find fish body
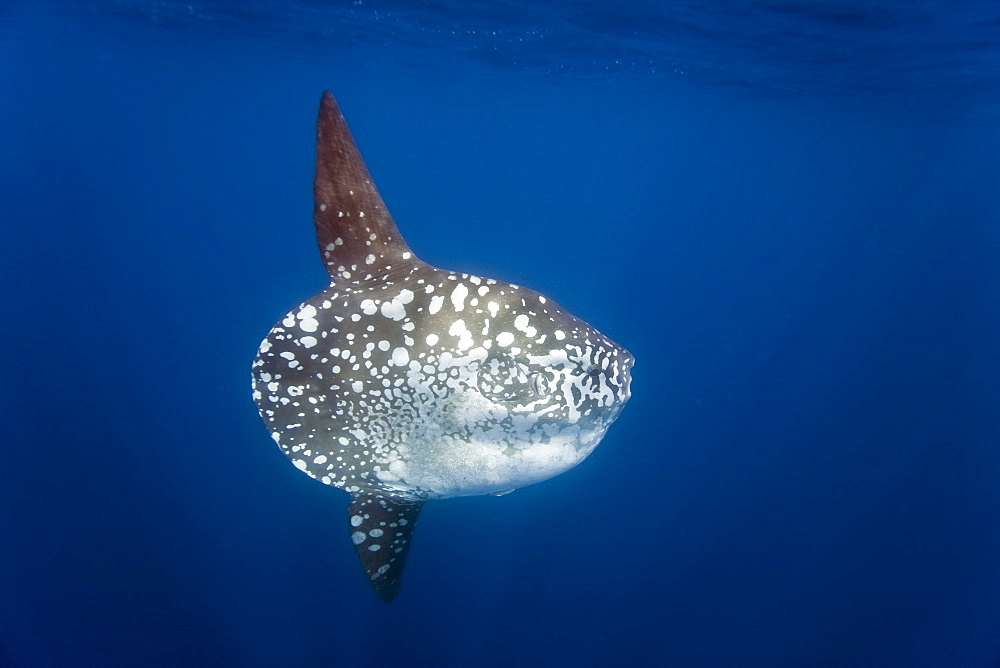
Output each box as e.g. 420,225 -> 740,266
252,93 -> 633,600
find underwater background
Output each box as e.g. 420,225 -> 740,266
2,1 -> 999,666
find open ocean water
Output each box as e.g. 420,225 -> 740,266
2,1 -> 1000,666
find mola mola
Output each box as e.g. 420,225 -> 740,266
252,92 -> 633,601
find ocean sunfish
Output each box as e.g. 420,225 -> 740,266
252,92 -> 633,601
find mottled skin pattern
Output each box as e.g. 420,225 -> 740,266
252,92 -> 633,601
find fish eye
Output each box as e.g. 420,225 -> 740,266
476,352 -> 548,402
529,371 -> 549,397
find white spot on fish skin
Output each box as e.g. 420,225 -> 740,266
396,289 -> 414,304
426,333 -> 439,346
334,237 -> 344,246
428,294 -> 444,315
352,531 -> 366,545
554,330 -> 566,340
351,380 -> 364,393
319,203 -> 327,211
378,340 -> 391,351
297,304 -> 319,332
451,283 -> 469,311
513,313 -> 537,337
391,347 -> 410,366
365,254 -> 376,265
368,544 -> 381,552
301,336 -> 318,348
314,455 -> 328,464
487,301 -> 499,318
496,331 -> 515,347
380,298 -> 407,321
350,515 -> 363,527
449,319 -> 474,351
360,299 -> 378,315
369,528 -> 384,538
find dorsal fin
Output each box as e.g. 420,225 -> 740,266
348,493 -> 423,602
313,91 -> 416,282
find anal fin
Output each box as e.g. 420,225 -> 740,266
347,493 -> 423,602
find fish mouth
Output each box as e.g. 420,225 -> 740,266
618,348 -> 635,398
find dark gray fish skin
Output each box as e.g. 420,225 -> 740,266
251,92 -> 633,601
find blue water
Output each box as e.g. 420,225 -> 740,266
2,2 -> 999,666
